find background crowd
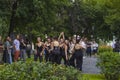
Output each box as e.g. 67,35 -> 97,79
0,32 -> 120,71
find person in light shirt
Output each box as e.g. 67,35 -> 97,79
13,35 -> 20,62
92,41 -> 98,55
80,37 -> 87,58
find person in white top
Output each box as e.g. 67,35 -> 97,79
80,37 -> 87,58
13,35 -> 20,62
92,41 -> 98,55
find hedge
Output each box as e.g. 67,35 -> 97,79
0,61 -> 83,80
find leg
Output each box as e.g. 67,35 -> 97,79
0,52 -> 3,63
9,52 -> 12,64
27,50 -> 31,58
57,54 -> 61,64
20,50 -> 23,60
69,54 -> 75,67
45,53 -> 49,62
62,54 -> 67,65
34,54 -> 38,61
14,51 -> 20,62
76,54 -> 83,71
23,49 -> 26,61
39,55 -> 43,62
8,50 -> 12,64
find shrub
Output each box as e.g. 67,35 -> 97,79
0,61 -> 83,80
99,45 -> 113,53
97,52 -> 120,80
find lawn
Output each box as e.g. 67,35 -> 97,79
83,74 -> 105,80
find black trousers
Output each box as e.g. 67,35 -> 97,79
52,54 -> 61,64
34,54 -> 42,62
60,53 -> 68,65
45,53 -> 50,62
26,50 -> 31,58
69,53 -> 75,67
75,51 -> 83,71
69,51 -> 83,71
86,48 -> 91,57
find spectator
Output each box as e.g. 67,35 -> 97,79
114,39 -> 120,53
4,36 -> 12,64
13,35 -> 20,62
20,38 -> 26,61
92,41 -> 98,56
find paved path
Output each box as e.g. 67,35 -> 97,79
82,57 -> 100,74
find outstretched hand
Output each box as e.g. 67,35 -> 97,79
61,32 -> 64,35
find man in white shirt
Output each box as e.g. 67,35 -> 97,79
13,35 -> 20,62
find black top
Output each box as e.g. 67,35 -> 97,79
20,42 -> 26,49
37,46 -> 43,54
86,42 -> 91,48
60,47 -> 65,54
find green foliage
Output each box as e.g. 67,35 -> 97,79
83,74 -> 105,80
98,45 -> 113,54
0,18 -> 9,38
97,52 -> 120,80
0,0 -> 120,39
0,61 -> 83,80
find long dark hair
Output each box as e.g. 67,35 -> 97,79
76,39 -> 80,44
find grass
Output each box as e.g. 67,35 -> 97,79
83,74 -> 105,80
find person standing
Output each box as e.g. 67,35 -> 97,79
20,38 -> 26,61
74,39 -> 83,71
86,41 -> 92,57
26,39 -> 31,58
51,37 -> 61,64
92,41 -> 98,56
13,35 -> 20,62
0,36 -> 3,64
59,32 -> 68,65
34,37 -> 44,62
59,39 -> 68,65
69,39 -> 76,67
114,39 -> 120,53
44,38 -> 52,62
4,37 -> 13,64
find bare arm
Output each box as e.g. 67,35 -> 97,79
58,33 -> 62,41
65,45 -> 68,60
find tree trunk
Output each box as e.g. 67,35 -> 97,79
8,0 -> 18,36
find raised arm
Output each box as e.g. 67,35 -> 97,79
58,32 -> 65,41
65,45 -> 68,60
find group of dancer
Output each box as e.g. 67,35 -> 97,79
0,32 -> 98,71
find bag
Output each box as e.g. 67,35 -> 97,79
53,47 -> 60,55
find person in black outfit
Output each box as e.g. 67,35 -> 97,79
34,37 -> 44,62
26,39 -> 31,58
59,39 -> 68,65
86,41 -> 92,57
20,38 -> 26,61
44,38 -> 52,62
52,37 -> 61,64
73,39 -> 83,71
